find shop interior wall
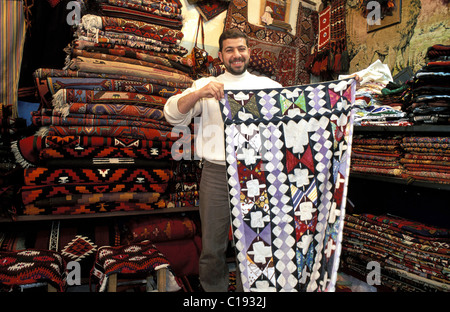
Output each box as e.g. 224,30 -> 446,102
346,0 -> 450,76
179,0 -> 319,59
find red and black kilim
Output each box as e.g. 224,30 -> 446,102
0,249 -> 66,291
24,199 -> 165,215
21,183 -> 169,205
23,168 -> 172,186
39,146 -> 172,161
91,240 -> 175,291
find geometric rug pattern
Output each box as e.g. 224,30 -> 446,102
219,79 -> 356,291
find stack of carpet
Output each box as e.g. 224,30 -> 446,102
11,0 -> 197,216
350,134 -> 404,178
405,45 -> 450,125
399,136 -> 450,184
120,213 -> 202,278
341,213 -> 450,292
340,60 -> 410,127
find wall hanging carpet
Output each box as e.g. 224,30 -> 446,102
219,79 -> 356,292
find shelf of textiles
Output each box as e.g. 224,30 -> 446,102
350,125 -> 450,188
1,0 -> 206,222
0,210 -> 202,289
340,212 -> 450,292
0,153 -> 201,221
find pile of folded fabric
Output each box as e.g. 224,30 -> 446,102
11,0 -> 197,216
120,213 -> 202,277
399,136 -> 450,184
405,44 -> 450,125
340,60 -> 410,126
341,213 -> 450,292
350,134 -> 404,178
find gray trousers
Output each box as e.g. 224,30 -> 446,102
198,160 -> 233,292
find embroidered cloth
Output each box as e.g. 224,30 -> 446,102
219,79 -> 356,291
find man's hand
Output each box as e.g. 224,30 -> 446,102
348,74 -> 362,88
198,81 -> 225,101
177,81 -> 225,114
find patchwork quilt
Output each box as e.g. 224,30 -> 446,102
219,79 -> 356,292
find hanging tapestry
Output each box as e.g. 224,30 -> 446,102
218,79 -> 356,292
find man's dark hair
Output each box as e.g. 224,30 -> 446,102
219,29 -> 249,52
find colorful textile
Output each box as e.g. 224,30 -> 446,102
0,249 -> 66,291
80,14 -> 184,45
100,3 -> 183,29
90,240 -> 180,292
317,6 -> 331,51
219,79 -> 356,291
71,48 -> 188,74
12,134 -> 176,168
1,0 -> 26,118
23,168 -> 172,186
32,113 -> 172,131
196,0 -> 229,21
60,235 -> 97,262
67,57 -> 193,85
24,201 -> 166,215
51,103 -> 165,119
123,216 -> 198,244
27,192 -> 161,209
342,213 -> 450,292
350,134 -> 404,177
53,89 -> 167,107
22,183 -> 168,206
399,136 -> 450,184
39,146 -> 172,162
45,78 -> 182,97
73,33 -> 187,56
69,40 -> 192,67
42,125 -> 179,141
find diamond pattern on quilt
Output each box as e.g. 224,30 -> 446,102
220,79 -> 356,292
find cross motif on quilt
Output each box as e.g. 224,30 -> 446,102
219,79 -> 356,292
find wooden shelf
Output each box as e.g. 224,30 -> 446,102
0,206 -> 199,223
350,173 -> 450,191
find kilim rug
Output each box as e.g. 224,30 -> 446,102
0,249 -> 66,291
90,240 -> 180,292
218,79 -> 356,292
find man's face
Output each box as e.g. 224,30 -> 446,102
218,38 -> 250,75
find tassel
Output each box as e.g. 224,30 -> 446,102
11,140 -> 34,169
36,127 -> 50,137
52,89 -> 65,109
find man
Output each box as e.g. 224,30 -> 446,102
164,29 -> 282,292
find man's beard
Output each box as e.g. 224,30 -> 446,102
225,57 -> 249,75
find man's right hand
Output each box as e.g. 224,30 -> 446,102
177,81 -> 225,114
198,81 -> 225,101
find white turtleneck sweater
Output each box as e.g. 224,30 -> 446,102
164,71 -> 282,165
